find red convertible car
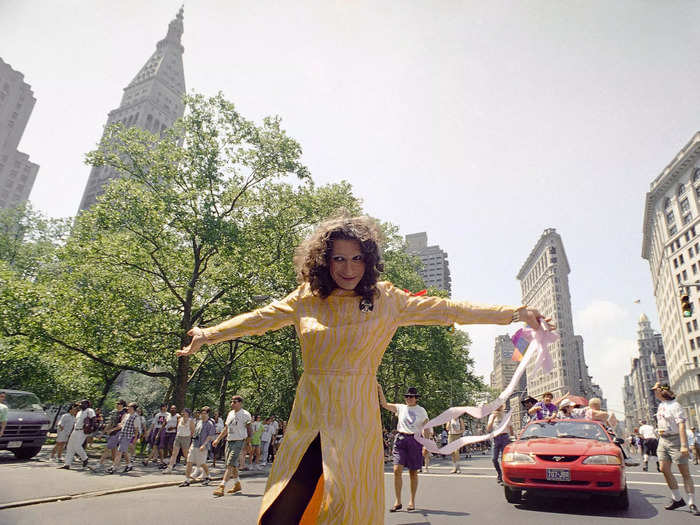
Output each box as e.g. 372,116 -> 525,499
502,419 -> 628,509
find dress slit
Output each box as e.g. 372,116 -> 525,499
260,433 -> 324,524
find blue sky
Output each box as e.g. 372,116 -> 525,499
2,0 -> 699,417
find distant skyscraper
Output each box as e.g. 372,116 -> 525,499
78,8 -> 186,212
622,314 -> 668,434
405,232 -> 452,295
517,228 -> 602,402
0,57 -> 39,210
641,132 -> 700,426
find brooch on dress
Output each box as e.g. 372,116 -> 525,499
359,298 -> 374,312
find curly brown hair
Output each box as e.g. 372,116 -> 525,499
294,215 -> 385,304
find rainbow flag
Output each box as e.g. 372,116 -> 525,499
511,328 -> 532,362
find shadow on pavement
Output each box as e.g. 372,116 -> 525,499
513,488 -> 658,519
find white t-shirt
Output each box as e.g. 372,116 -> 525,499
215,417 -> 224,433
58,412 -> 75,432
396,404 -> 428,434
448,418 -> 462,435
225,408 -> 252,441
261,423 -> 274,441
75,408 -> 96,431
656,400 -> 686,435
164,413 -> 179,432
152,411 -> 169,428
269,420 -> 279,436
639,424 -> 656,440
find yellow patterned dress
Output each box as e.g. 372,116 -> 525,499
202,281 -> 516,524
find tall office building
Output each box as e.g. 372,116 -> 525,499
516,228 -> 602,401
641,131 -> 700,426
405,232 -> 452,295
622,314 -> 668,433
0,58 -> 39,210
490,334 -> 528,433
78,8 -> 186,212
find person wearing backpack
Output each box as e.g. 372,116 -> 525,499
59,399 -> 95,470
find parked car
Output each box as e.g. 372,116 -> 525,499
501,419 -> 628,509
0,389 -> 50,460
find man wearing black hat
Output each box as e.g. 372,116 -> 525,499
378,384 -> 429,513
520,395 -> 537,427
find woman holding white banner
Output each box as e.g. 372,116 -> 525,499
178,215 -> 553,524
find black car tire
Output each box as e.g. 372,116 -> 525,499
13,446 -> 42,460
504,485 -> 522,504
610,487 -> 629,510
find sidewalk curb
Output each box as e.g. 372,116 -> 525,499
0,476 -> 228,510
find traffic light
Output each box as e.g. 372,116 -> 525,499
681,291 -> 693,317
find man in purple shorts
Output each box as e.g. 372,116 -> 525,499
108,402 -> 142,474
158,405 -> 179,467
99,400 -> 126,469
378,385 -> 429,513
144,403 -> 169,467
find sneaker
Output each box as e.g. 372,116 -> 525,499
450,467 -> 457,473
201,477 -> 211,486
82,459 -> 89,468
624,459 -> 640,467
163,467 -> 172,474
122,465 -> 133,473
58,465 -> 70,470
690,504 -> 700,516
497,479 -> 503,485
179,480 -> 190,487
642,464 -> 648,471
192,468 -> 202,478
227,482 -> 242,494
665,498 -> 686,510
212,485 -> 225,497
106,467 -> 114,474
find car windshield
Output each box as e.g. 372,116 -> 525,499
2,392 -> 43,411
520,420 -> 610,442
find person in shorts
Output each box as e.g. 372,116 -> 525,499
445,416 -> 465,473
99,400 -> 126,469
653,382 -> 699,515
180,406 -> 216,487
211,395 -> 252,497
378,385 -> 429,513
158,405 -> 179,467
108,402 -> 142,474
144,403 -> 169,467
164,408 -> 195,474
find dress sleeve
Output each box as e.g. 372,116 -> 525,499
201,286 -> 302,345
387,282 -> 520,327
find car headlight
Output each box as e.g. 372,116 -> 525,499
40,424 -> 50,431
582,455 -> 621,465
503,452 -> 535,464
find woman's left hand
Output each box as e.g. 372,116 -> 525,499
520,307 -> 555,331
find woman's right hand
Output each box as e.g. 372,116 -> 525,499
177,326 -> 206,357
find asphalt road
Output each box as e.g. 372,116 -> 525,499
1,447 -> 698,524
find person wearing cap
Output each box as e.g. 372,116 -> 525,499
638,419 -> 660,472
520,395 -> 537,426
557,399 -> 576,419
378,384 -> 429,513
652,382 -> 699,515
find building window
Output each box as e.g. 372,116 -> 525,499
665,197 -> 673,209
675,258 -> 679,268
682,197 -> 691,213
684,214 -> 693,225
693,263 -> 697,275
667,210 -> 676,225
687,322 -> 692,333
679,183 -> 687,196
670,225 -> 678,236
693,168 -> 700,184
690,247 -> 694,257
680,254 -> 685,264
692,339 -> 696,350
677,273 -> 682,284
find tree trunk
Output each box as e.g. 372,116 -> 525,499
97,369 -> 121,409
218,340 -> 238,416
175,333 -> 189,411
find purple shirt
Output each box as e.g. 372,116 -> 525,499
533,401 -> 558,420
192,418 -> 216,447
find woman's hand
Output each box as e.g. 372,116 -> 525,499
177,326 -> 206,357
519,307 -> 555,331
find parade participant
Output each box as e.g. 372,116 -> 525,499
421,425 -> 434,473
51,404 -> 78,462
638,419 -> 660,472
212,395 -> 252,497
652,382 -> 700,515
528,392 -> 557,420
108,402 -> 142,474
379,385 -> 429,513
486,404 -> 513,485
260,417 -> 274,467
59,399 -> 95,470
693,427 -> 700,465
179,406 -> 216,487
135,407 -> 149,457
211,410 -> 225,467
520,395 -> 537,426
557,399 -> 576,419
178,215 -> 546,524
159,405 -> 179,467
250,415 -> 264,469
99,400 -> 126,469
446,415 -> 465,473
164,408 -> 195,474
143,403 -> 169,467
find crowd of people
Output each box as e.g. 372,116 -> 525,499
49,396 -> 287,494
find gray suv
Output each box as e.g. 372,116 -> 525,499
1,389 -> 50,460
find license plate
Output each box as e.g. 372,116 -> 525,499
7,441 -> 22,449
546,468 -> 570,481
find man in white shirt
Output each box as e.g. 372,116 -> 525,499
379,385 -> 429,513
653,382 -> 699,515
59,399 -> 95,470
51,404 -> 78,462
144,404 -> 169,467
211,395 -> 252,497
260,417 -> 274,467
638,419 -> 659,472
